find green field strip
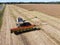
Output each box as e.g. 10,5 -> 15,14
0,5 -> 6,29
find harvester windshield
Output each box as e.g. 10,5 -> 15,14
20,22 -> 31,27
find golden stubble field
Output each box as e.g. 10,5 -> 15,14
17,4 -> 60,18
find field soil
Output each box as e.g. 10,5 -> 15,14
16,4 -> 60,18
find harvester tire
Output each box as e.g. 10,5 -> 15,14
14,31 -> 19,35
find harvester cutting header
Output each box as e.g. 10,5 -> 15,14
11,17 -> 40,35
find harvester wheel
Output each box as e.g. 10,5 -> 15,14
11,30 -> 13,33
14,31 -> 19,35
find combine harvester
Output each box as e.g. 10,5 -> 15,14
11,17 -> 40,35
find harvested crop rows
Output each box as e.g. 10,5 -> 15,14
0,4 -> 60,45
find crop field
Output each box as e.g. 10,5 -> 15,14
0,4 -> 60,45
16,4 -> 60,18
0,4 -> 5,28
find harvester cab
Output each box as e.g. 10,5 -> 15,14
16,17 -> 26,27
16,17 -> 24,23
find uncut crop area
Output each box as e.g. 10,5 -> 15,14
17,4 -> 60,18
